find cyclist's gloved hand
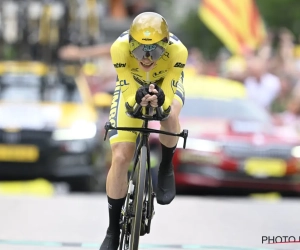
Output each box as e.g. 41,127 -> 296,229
125,87 -> 147,118
127,84 -> 169,119
125,86 -> 147,117
135,86 -> 149,105
152,84 -> 165,107
136,84 -> 165,108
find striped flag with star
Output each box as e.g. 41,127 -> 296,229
198,0 -> 266,54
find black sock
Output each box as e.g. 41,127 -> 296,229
159,143 -> 177,171
107,196 -> 126,235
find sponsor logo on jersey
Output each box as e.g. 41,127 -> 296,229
119,80 -> 129,86
132,73 -> 143,77
174,62 -> 185,68
162,52 -> 170,61
114,63 -> 126,68
109,86 -> 121,127
171,79 -> 179,94
133,75 -> 150,86
153,70 -> 167,78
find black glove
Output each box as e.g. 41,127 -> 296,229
135,84 -> 165,107
135,86 -> 149,104
154,85 -> 165,107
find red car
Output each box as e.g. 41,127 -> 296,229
151,75 -> 300,194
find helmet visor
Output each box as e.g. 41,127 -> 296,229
129,37 -> 168,61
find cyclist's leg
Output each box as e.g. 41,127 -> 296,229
156,72 -> 185,205
100,83 -> 143,250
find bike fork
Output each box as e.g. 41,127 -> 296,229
145,192 -> 156,234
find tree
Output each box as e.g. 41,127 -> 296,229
179,9 -> 223,60
256,0 -> 300,38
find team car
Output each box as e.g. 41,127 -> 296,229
0,61 -> 107,192
171,74 -> 300,194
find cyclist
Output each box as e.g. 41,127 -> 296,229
100,12 -> 188,250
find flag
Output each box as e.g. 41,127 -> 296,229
198,0 -> 266,54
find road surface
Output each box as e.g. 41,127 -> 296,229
0,188 -> 299,250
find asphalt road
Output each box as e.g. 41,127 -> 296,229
0,188 -> 300,250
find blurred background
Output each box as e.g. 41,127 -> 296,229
1,0 -> 300,198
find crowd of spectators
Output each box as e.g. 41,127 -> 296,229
184,28 -> 300,135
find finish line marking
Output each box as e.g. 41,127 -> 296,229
0,240 -> 277,250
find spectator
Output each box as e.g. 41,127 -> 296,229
223,55 -> 246,82
268,28 -> 297,77
58,43 -> 111,61
277,28 -> 297,77
273,97 -> 300,129
126,0 -> 157,17
272,97 -> 300,139
186,47 -> 206,75
244,55 -> 281,110
110,0 -> 128,19
257,29 -> 275,61
270,73 -> 295,113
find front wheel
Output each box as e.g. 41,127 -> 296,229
130,146 -> 147,250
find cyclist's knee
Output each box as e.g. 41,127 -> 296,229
111,142 -> 135,169
161,112 -> 178,127
170,98 -> 183,117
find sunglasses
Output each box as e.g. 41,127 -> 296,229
129,37 -> 168,61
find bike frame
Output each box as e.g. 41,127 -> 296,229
103,108 -> 188,249
104,117 -> 188,193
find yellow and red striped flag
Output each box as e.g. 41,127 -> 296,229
199,0 -> 267,55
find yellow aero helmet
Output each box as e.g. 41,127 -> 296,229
130,12 -> 169,44
129,12 -> 169,61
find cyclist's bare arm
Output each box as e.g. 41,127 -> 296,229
58,43 -> 111,60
